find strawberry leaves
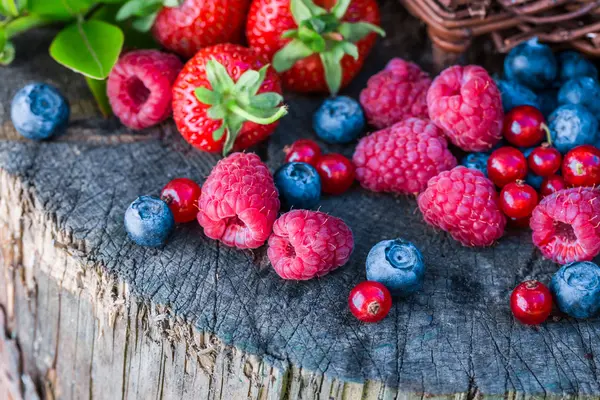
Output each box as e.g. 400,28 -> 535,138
272,0 -> 384,94
195,60 -> 288,156
116,0 -> 183,32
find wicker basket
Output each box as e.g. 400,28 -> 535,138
400,0 -> 600,60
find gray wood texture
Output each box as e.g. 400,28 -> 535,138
1,1 -> 600,398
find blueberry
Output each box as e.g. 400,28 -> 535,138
124,196 -> 175,247
504,37 -> 557,90
495,79 -> 539,112
366,238 -> 425,297
313,96 -> 365,144
558,77 -> 600,120
548,104 -> 598,153
536,89 -> 558,118
274,162 -> 321,209
525,172 -> 543,190
11,82 -> 70,140
521,147 -> 535,158
557,51 -> 598,83
461,152 -> 489,177
551,261 -> 600,319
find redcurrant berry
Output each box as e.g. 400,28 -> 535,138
487,147 -> 528,187
540,175 -> 566,197
315,153 -> 355,195
527,143 -> 561,177
499,181 -> 539,219
562,145 -> 600,187
348,281 -> 392,323
510,280 -> 552,325
284,139 -> 321,166
502,105 -> 549,148
160,178 -> 202,223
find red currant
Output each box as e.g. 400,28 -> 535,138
315,153 -> 356,195
284,139 -> 321,166
562,145 -> 600,187
348,281 -> 392,323
499,181 -> 539,219
502,105 -> 549,148
540,175 -> 566,197
487,147 -> 528,187
160,178 -> 202,223
527,143 -> 561,177
510,280 -> 552,325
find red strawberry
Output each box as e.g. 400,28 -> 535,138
172,44 -> 287,155
246,0 -> 384,94
152,0 -> 250,58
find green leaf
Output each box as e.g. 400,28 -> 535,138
331,0 -> 351,19
0,41 -> 15,65
163,0 -> 182,7
281,29 -> 298,39
91,4 -> 159,49
194,87 -> 220,105
132,11 -> 158,31
248,65 -> 268,95
234,69 -> 260,94
116,0 -> 161,21
320,48 -> 344,94
337,21 -> 385,42
0,0 -> 21,17
251,93 -> 283,110
222,115 -> 245,156
272,39 -> 314,73
289,0 -> 325,24
85,76 -> 112,117
207,104 -> 226,120
50,20 -> 124,79
212,121 -> 226,141
28,0 -> 94,19
338,41 -> 358,59
297,24 -> 326,52
205,59 -> 234,92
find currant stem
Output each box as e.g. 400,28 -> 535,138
229,104 -> 288,125
542,123 -> 552,146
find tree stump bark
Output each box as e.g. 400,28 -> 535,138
1,2 -> 600,399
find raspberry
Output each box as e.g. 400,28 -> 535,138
267,210 -> 354,280
352,118 -> 457,194
417,166 -> 506,246
427,65 -> 503,152
107,50 -> 182,130
530,187 -> 600,264
359,58 -> 431,129
197,153 -> 280,249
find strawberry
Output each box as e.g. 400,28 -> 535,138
172,44 -> 287,155
152,0 -> 250,58
246,0 -> 384,94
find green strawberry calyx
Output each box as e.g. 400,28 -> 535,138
116,0 -> 183,32
272,0 -> 385,94
195,59 -> 288,156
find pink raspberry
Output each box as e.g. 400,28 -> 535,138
107,50 -> 182,130
530,187 -> 600,264
427,65 -> 503,152
359,58 -> 431,129
417,166 -> 506,246
198,152 -> 280,249
352,118 -> 457,194
267,210 -> 354,280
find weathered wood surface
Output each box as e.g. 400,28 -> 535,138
1,2 -> 600,399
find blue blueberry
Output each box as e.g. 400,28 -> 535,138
551,261 -> 600,319
11,82 -> 70,140
504,37 -> 557,90
536,89 -> 558,118
366,238 -> 425,297
461,152 -> 489,177
557,51 -> 598,83
525,172 -> 543,190
558,77 -> 600,120
313,96 -> 365,144
274,162 -> 321,209
548,104 -> 598,153
495,79 -> 539,112
124,196 -> 175,247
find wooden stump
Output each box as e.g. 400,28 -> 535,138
1,2 -> 599,399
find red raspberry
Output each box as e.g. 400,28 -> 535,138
352,118 -> 457,194
417,166 -> 506,246
197,153 -> 280,249
530,187 -> 600,264
107,50 -> 182,130
359,58 -> 431,129
267,210 -> 354,280
427,65 -> 503,152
